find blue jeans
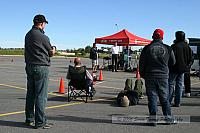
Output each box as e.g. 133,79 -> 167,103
25,64 -> 49,127
145,78 -> 172,120
168,72 -> 184,106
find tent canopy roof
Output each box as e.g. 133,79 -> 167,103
95,29 -> 151,46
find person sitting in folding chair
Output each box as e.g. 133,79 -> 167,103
66,57 -> 95,102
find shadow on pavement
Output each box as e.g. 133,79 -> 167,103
48,96 -> 68,102
181,103 -> 200,106
47,115 -> 146,126
190,116 -> 200,122
0,120 -> 32,129
48,115 -> 111,124
91,99 -> 118,107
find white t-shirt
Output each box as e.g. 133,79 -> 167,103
112,46 -> 119,54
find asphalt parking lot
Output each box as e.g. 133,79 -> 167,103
0,56 -> 200,133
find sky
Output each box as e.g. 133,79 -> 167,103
0,0 -> 200,50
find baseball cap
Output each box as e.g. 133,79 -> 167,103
175,31 -> 185,41
152,29 -> 164,39
33,14 -> 48,24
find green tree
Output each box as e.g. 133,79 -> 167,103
85,45 -> 91,53
77,48 -> 84,53
81,51 -> 86,56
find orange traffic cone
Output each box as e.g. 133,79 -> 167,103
59,77 -> 65,94
99,70 -> 103,81
136,66 -> 140,79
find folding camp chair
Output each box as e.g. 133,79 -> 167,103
67,65 -> 95,103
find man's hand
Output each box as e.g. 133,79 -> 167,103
50,46 -> 56,56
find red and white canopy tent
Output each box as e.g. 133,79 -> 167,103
94,29 -> 152,70
94,29 -> 151,46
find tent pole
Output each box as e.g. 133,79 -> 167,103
127,45 -> 129,69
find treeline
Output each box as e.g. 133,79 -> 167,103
0,45 -> 112,56
0,49 -> 24,55
0,48 -> 24,50
0,46 -> 142,58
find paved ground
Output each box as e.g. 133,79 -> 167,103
0,56 -> 200,133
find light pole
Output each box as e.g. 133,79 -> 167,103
115,24 -> 121,52
115,24 -> 119,31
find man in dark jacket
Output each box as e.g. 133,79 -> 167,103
90,43 -> 98,72
139,29 -> 176,126
169,31 -> 193,107
25,14 -> 56,129
184,39 -> 194,97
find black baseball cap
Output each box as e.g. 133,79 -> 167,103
33,14 -> 48,24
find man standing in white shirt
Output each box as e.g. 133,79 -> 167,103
111,43 -> 119,72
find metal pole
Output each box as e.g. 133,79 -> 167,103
115,24 -> 120,52
127,45 -> 129,68
115,24 -> 119,31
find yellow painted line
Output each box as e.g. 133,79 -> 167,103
48,92 -> 67,97
0,84 -> 26,91
0,102 -> 83,117
0,98 -> 111,117
0,84 -> 65,96
46,102 -> 83,109
0,83 -> 119,117
0,110 -> 25,117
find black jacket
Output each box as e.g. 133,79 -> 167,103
170,41 -> 193,73
24,26 -> 53,66
90,47 -> 98,60
139,39 -> 176,79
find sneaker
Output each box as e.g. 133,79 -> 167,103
25,121 -> 34,127
35,123 -> 53,129
139,95 -> 144,99
165,119 -> 177,125
185,93 -> 191,98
